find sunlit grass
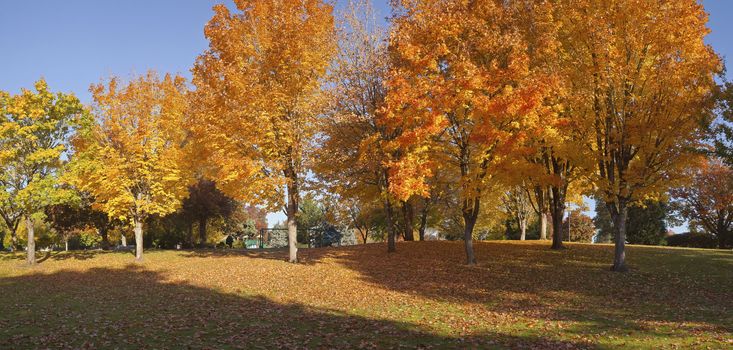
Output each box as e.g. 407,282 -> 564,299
0,241 -> 730,349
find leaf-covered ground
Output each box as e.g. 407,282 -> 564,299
0,241 -> 730,349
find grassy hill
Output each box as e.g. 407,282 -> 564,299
0,241 -> 730,349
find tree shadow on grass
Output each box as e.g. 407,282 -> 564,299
0,267 -> 594,349
181,247 -> 339,265
0,250 -> 110,264
195,241 -> 733,345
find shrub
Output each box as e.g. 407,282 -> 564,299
666,232 -> 718,249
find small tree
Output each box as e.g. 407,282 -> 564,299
562,210 -> 595,243
180,179 -> 235,247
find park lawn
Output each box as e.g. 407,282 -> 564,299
0,241 -> 730,349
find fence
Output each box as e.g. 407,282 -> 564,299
256,227 -> 343,249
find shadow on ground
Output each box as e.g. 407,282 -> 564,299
181,241 -> 733,343
0,267 -> 590,349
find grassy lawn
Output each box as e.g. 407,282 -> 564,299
0,241 -> 730,349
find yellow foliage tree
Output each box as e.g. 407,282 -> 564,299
0,80 -> 84,265
70,72 -> 191,261
555,0 -> 721,271
191,0 -> 336,263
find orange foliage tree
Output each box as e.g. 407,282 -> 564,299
383,0 -> 553,264
191,0 -> 336,263
672,158 -> 733,249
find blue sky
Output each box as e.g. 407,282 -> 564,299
1,0 -> 730,227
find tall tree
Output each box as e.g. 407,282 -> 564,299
672,158 -> 733,249
555,0 -> 721,271
384,0 -> 552,264
314,0 -> 403,252
0,80 -> 84,264
192,0 -> 336,263
71,72 -> 191,261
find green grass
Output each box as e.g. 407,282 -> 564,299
0,241 -> 730,349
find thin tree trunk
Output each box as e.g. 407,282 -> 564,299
99,228 -> 110,250
286,179 -> 299,263
198,217 -> 207,248
26,217 -> 35,266
65,238 -> 69,252
121,233 -> 127,247
134,217 -> 143,261
188,222 -> 194,248
401,200 -> 414,241
418,205 -> 428,241
540,212 -> 548,240
610,202 -> 628,272
0,231 -> 4,250
385,197 -> 396,252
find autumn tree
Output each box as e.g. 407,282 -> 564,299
45,192 -> 116,250
561,209 -> 595,243
555,0 -> 721,271
192,0 -> 336,263
0,80 -> 84,264
71,72 -> 191,261
384,0 -> 552,264
502,186 -> 533,241
525,185 -> 550,240
181,179 -> 235,247
313,0 -> 407,251
672,158 -> 733,249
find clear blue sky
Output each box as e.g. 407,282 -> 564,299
0,0 -> 730,227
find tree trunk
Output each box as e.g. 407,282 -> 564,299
539,212 -> 548,240
121,233 -> 127,247
550,206 -> 564,249
418,205 -> 428,241
188,222 -> 194,248
385,197 -> 396,253
198,217 -> 207,248
134,217 -> 143,261
65,238 -> 69,252
26,217 -> 35,266
717,219 -> 727,249
550,184 -> 566,250
286,179 -> 299,263
99,228 -> 110,250
519,219 -> 527,241
11,230 -> 19,251
610,202 -> 628,272
462,197 -> 479,265
0,231 -> 5,250
401,200 -> 414,241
